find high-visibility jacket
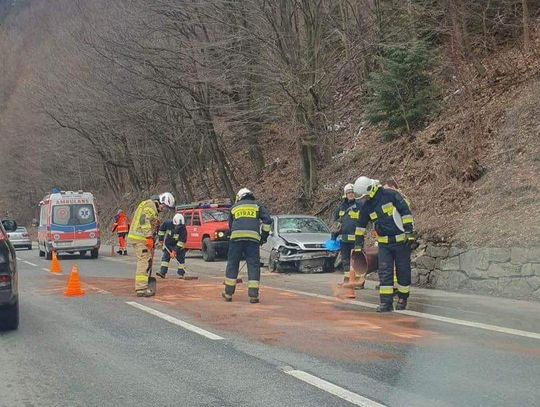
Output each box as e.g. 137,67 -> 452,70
158,220 -> 187,250
113,212 -> 130,233
355,187 -> 414,247
127,199 -> 159,244
333,198 -> 365,242
228,198 -> 272,242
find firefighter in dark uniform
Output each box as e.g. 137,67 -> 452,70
333,183 -> 365,284
222,188 -> 272,304
156,213 -> 187,279
353,176 -> 416,312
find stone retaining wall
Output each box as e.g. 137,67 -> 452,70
411,244 -> 540,301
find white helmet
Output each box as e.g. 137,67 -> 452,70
343,183 -> 354,195
236,187 -> 252,201
353,176 -> 380,197
158,192 -> 175,209
173,213 -> 184,225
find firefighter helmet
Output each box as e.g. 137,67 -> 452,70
353,176 -> 380,198
173,213 -> 185,225
158,192 -> 175,209
343,183 -> 354,195
236,188 -> 253,201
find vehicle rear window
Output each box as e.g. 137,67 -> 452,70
52,204 -> 95,225
201,209 -> 229,222
278,218 -> 329,233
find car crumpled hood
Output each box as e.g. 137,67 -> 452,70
279,232 -> 331,249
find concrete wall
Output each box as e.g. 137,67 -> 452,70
412,244 -> 540,301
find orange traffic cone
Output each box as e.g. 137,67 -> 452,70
64,265 -> 85,297
50,250 -> 62,274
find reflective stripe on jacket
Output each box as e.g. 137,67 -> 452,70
228,198 -> 272,242
355,187 -> 414,247
127,199 -> 159,244
114,213 -> 130,233
333,199 -> 364,242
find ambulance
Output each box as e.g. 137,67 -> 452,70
37,190 -> 101,259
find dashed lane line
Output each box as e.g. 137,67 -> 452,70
125,301 -> 387,406
126,301 -> 224,340
17,258 -> 38,267
283,368 -> 387,407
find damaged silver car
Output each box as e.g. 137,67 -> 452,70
261,215 -> 337,273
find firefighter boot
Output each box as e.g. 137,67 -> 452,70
156,267 -> 167,279
396,298 -> 408,310
377,303 -> 393,313
116,250 -> 123,255
136,289 -> 155,298
123,250 -> 128,256
221,291 -> 232,302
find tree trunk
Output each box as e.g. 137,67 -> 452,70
522,0 -> 530,53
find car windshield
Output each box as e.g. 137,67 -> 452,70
201,209 -> 229,222
52,204 -> 95,226
278,217 -> 329,234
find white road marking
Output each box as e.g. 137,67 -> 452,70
267,286 -> 378,309
85,284 -> 111,294
126,301 -> 224,340
266,286 -> 540,340
42,267 -> 51,272
397,309 -> 540,340
17,258 -> 38,267
283,368 -> 386,407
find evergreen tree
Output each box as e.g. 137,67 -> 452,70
367,41 -> 438,140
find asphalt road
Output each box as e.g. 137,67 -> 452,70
1,246 -> 539,407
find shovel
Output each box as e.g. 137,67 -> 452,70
147,245 -> 157,294
163,246 -> 198,280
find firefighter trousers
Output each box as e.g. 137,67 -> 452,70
134,243 -> 152,292
340,241 -> 355,272
224,240 -> 260,298
378,242 -> 411,305
117,232 -> 127,250
160,247 -> 186,276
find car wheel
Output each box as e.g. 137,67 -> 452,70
79,250 -> 88,258
0,301 -> 19,331
45,249 -> 52,260
39,248 -> 45,257
90,248 -> 99,259
323,257 -> 335,273
27,244 -> 32,250
202,238 -> 216,262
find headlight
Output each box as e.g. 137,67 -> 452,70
218,232 -> 224,238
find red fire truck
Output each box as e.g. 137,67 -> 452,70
175,200 -> 231,262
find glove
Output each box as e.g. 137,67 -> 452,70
145,237 -> 154,250
406,233 -> 419,250
260,231 -> 269,246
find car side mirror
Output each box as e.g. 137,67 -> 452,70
2,220 -> 17,232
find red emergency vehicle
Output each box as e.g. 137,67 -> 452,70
37,190 -> 101,259
176,200 -> 231,262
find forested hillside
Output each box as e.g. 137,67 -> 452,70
1,0 -> 539,245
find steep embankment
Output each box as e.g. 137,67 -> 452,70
226,45 -> 540,248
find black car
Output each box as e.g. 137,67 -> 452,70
0,220 -> 19,330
